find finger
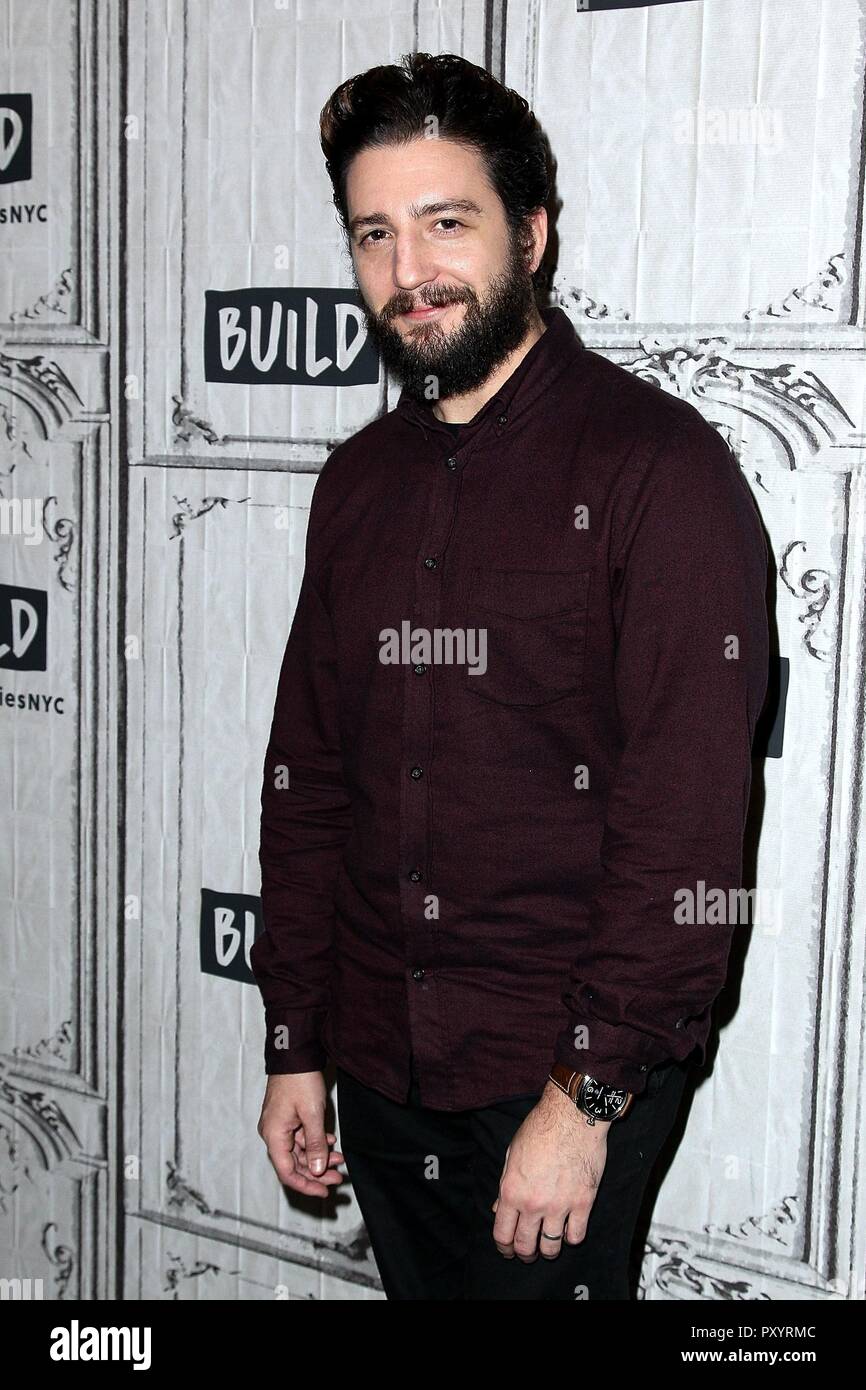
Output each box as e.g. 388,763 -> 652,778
294,1133 -> 346,1163
262,1122 -> 343,1195
539,1214 -> 568,1260
278,1165 -> 341,1198
490,1144 -> 510,1221
262,1122 -> 301,1188
299,1111 -> 331,1176
295,1147 -> 346,1177
263,1137 -> 332,1197
294,1126 -> 345,1162
492,1195 -> 520,1257
293,1165 -> 345,1189
565,1210 -> 588,1245
512,1213 -> 543,1263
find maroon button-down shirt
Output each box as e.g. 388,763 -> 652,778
251,305 -> 770,1109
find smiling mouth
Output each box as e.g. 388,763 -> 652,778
402,304 -> 449,320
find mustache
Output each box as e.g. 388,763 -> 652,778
384,289 -> 473,319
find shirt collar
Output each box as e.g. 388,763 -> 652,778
394,305 -> 584,440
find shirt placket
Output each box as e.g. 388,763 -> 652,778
397,429 -> 471,1101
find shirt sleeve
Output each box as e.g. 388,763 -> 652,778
250,464 -> 352,1074
551,415 -> 770,1096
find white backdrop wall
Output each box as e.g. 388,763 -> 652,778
1,0 -> 865,1302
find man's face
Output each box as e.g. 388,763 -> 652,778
345,137 -> 544,405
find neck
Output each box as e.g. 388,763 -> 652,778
431,309 -> 548,425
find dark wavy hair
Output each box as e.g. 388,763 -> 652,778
319,52 -> 551,285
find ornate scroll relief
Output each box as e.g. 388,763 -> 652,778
0,350 -> 80,589
168,494 -> 250,539
0,1067 -> 81,1193
554,280 -> 632,322
628,336 -> 855,471
779,541 -> 834,661
640,1231 -> 774,1301
42,1221 -> 75,1299
704,1194 -> 800,1248
11,1020 -> 74,1066
0,349 -> 84,441
171,396 -> 226,447
164,1253 -> 239,1299
8,268 -> 75,326
744,253 -> 846,322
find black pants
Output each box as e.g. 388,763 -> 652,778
336,1053 -> 689,1300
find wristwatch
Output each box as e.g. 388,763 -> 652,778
548,1063 -> 635,1123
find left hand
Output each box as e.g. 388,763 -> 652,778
491,1080 -> 611,1260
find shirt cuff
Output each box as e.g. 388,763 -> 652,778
551,1016 -> 664,1096
262,1009 -> 328,1075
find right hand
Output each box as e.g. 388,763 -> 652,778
257,1071 -> 346,1198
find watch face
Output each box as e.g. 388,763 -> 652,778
579,1076 -> 630,1120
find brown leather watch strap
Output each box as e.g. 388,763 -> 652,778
549,1063 -> 584,1102
548,1062 -> 635,1119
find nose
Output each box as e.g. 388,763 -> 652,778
391,233 -> 441,300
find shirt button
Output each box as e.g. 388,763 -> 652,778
424,556 -> 438,569
412,967 -> 426,980
409,765 -> 424,779
445,457 -> 458,471
675,1019 -> 685,1030
413,663 -> 427,675
408,868 -> 422,881
639,1064 -> 648,1072
497,414 -> 508,426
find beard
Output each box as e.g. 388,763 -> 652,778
354,229 -> 540,406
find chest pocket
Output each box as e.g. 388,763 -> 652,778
464,568 -> 591,706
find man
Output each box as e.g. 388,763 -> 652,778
252,52 -> 770,1300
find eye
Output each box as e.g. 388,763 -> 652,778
357,219 -> 465,247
